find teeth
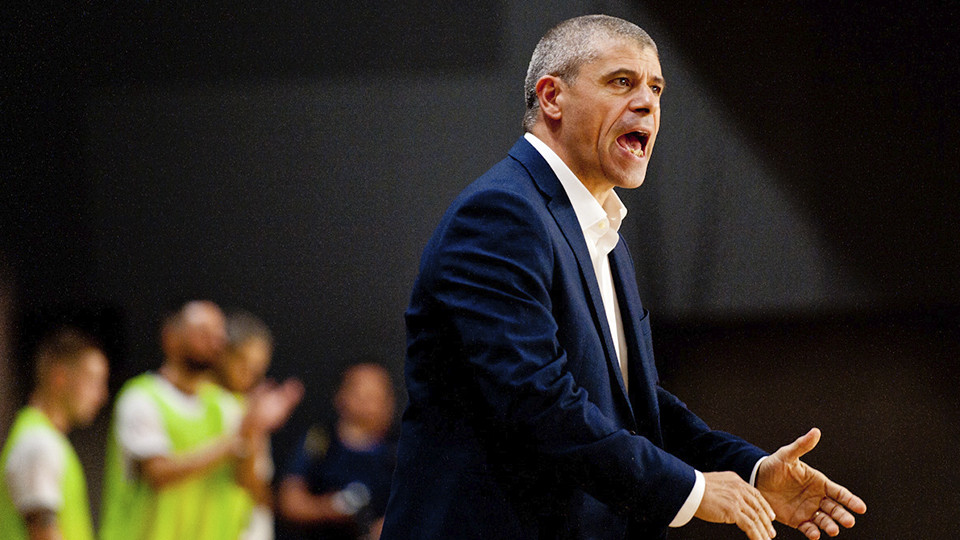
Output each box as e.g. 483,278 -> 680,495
629,147 -> 645,157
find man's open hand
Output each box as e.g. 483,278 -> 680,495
757,428 -> 867,539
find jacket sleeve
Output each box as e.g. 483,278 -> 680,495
656,386 -> 769,481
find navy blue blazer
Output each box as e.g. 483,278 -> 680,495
381,138 -> 767,539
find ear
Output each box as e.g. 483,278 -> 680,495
536,75 -> 564,121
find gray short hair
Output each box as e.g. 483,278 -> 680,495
522,15 -> 658,131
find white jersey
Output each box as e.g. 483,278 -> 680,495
3,427 -> 65,514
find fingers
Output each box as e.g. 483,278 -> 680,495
259,379 -> 279,392
698,472 -> 777,540
737,503 -> 777,540
800,504 -> 851,540
736,490 -> 776,540
281,378 -> 306,404
798,521 -> 821,540
825,480 -> 867,515
812,509 -> 840,537
749,489 -> 777,537
780,428 -> 821,462
757,489 -> 776,524
820,498 -> 855,528
738,517 -> 770,540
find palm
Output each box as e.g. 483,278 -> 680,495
755,428 -> 866,539
247,379 -> 304,433
757,453 -> 826,527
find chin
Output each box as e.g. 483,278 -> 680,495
630,172 -> 648,187
615,170 -> 648,190
604,159 -> 649,190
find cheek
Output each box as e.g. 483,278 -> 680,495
81,384 -> 99,402
86,380 -> 108,405
70,387 -> 92,411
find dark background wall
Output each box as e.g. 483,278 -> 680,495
3,1 -> 958,537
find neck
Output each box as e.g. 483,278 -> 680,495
590,185 -> 612,206
527,126 -> 613,206
336,419 -> 384,451
28,393 -> 70,433
159,361 -> 204,395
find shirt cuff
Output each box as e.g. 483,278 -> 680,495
749,456 -> 768,487
669,469 -> 704,528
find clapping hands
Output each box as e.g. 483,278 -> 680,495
242,378 -> 305,435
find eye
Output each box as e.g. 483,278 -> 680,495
612,77 -> 631,87
650,84 -> 663,96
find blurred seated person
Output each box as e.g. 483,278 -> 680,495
0,328 -> 109,540
218,311 -> 303,540
278,363 -> 397,540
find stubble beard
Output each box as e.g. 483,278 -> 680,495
182,356 -> 213,374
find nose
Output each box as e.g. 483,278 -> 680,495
630,85 -> 658,115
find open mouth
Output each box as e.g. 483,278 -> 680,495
618,131 -> 649,158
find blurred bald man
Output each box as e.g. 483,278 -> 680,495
100,301 -> 301,540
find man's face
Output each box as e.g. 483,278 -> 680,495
336,367 -> 395,435
554,38 -> 664,195
65,350 -> 109,427
221,337 -> 271,394
180,305 -> 227,370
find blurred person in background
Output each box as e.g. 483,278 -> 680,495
217,311 -> 303,540
99,300 -> 302,540
278,363 -> 397,540
0,328 -> 109,540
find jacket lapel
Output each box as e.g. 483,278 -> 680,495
509,138 -> 634,421
610,243 -> 662,443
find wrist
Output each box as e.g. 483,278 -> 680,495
749,456 -> 770,489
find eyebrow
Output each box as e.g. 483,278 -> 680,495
603,68 -> 666,89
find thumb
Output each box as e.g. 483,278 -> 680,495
779,427 -> 821,462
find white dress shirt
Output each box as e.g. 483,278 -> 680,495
523,132 -> 706,527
